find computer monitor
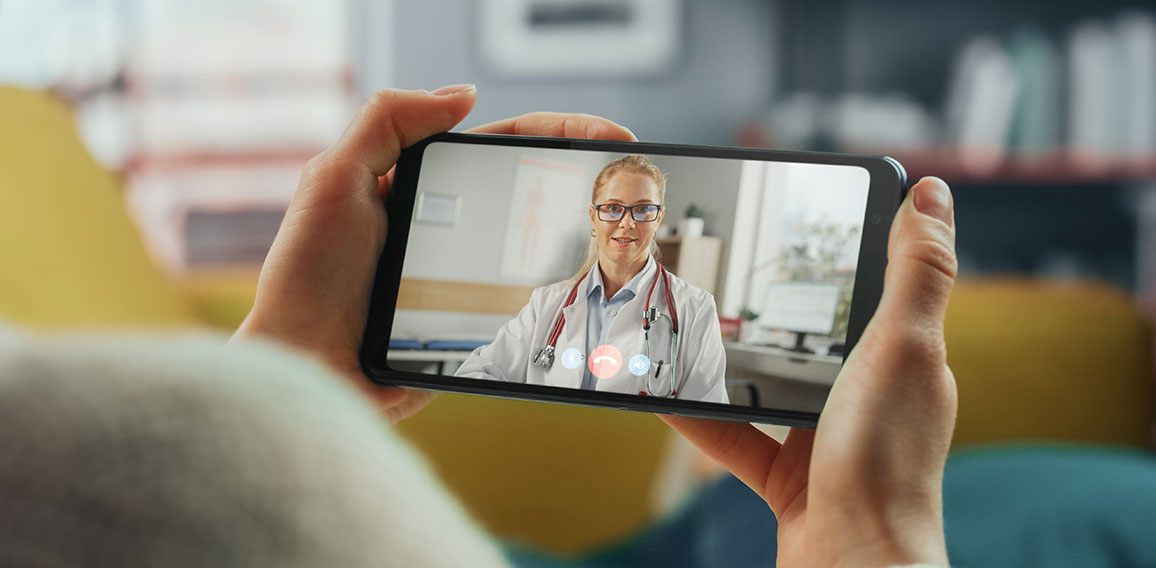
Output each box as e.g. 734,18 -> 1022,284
757,282 -> 840,336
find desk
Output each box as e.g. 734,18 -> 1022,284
387,350 -> 474,375
723,341 -> 841,385
723,341 -> 841,412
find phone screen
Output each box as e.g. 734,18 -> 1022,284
382,140 -> 878,416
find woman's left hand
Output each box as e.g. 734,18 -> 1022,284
232,85 -> 636,423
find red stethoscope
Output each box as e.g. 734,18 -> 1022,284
532,262 -> 681,397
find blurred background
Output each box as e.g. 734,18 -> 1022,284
2,0 -> 1155,562
5,0 -> 1156,302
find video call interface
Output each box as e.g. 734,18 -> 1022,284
388,142 -> 871,413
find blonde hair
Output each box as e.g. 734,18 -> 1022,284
571,155 -> 666,282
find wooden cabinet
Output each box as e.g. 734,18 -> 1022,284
656,236 -> 722,296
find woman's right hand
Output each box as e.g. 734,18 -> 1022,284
662,177 -> 959,567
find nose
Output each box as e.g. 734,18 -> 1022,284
617,214 -> 636,229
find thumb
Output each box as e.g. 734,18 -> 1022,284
872,176 -> 958,339
810,177 -> 957,565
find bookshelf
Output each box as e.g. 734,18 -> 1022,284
656,236 -> 723,296
120,1 -> 355,275
753,0 -> 1156,302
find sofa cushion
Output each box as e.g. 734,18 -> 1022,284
0,87 -> 196,328
946,279 -> 1154,449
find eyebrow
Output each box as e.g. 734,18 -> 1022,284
602,198 -> 657,205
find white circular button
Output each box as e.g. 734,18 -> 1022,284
628,354 -> 651,376
560,348 -> 584,370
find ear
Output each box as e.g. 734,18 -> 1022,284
589,205 -> 597,228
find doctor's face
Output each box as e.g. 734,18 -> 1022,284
589,172 -> 664,269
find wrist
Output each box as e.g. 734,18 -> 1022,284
830,530 -> 948,568
818,503 -> 947,568
231,312 -> 363,380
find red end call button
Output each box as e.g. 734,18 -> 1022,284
588,345 -> 623,379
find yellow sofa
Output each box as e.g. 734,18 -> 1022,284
0,87 -> 197,329
946,280 -> 1154,449
2,86 -> 1152,554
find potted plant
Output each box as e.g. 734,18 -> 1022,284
739,306 -> 762,344
678,202 -> 706,237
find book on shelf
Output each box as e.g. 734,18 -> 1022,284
1117,13 -> 1156,160
1007,28 -> 1063,158
944,36 -> 1020,175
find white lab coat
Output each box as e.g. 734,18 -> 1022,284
456,261 -> 729,404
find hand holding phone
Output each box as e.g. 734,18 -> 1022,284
664,177 -> 958,567
230,85 -> 637,423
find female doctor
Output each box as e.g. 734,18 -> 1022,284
456,155 -> 729,404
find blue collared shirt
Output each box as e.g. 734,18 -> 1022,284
580,257 -> 656,390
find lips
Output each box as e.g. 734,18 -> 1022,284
612,236 -> 637,246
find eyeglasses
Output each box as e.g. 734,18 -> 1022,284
594,203 -> 663,222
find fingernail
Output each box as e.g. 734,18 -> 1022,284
624,126 -> 638,140
431,83 -> 477,96
913,177 -> 952,224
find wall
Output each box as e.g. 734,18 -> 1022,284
359,0 -> 778,145
401,143 -> 616,285
648,154 -> 744,306
394,143 -> 611,341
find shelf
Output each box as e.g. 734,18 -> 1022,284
880,149 -> 1156,186
655,235 -> 722,296
737,125 -> 1156,186
125,149 -> 321,172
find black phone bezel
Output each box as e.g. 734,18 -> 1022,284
360,132 -> 906,427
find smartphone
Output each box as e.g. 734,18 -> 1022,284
360,133 -> 905,427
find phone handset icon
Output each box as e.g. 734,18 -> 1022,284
587,345 -> 623,379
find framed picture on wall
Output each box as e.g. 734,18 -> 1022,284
479,0 -> 681,77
